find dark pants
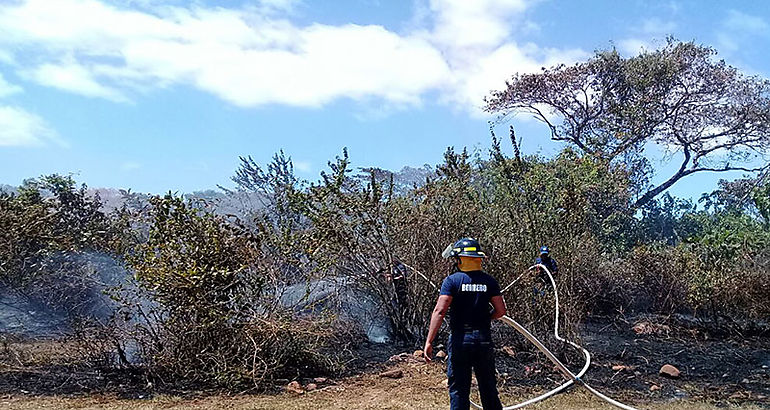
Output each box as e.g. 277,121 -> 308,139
447,331 -> 502,410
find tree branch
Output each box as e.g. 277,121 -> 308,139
631,142 -> 691,210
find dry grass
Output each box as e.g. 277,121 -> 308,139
1,362 -> 765,410
1,391 -> 763,410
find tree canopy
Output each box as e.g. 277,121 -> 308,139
485,40 -> 770,210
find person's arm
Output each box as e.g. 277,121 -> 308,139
423,295 -> 452,362
490,295 -> 507,320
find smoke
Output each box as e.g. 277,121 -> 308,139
281,277 -> 392,343
0,250 -> 132,338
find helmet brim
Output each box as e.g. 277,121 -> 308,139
458,252 -> 486,258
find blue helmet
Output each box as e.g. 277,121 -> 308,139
539,246 -> 550,255
442,237 -> 486,258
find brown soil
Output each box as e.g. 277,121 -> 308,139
0,363 -> 766,410
1,315 -> 768,408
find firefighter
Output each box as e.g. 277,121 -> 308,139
423,238 -> 506,410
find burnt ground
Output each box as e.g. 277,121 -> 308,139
0,315 -> 769,407
578,316 -> 769,401
351,314 -> 770,407
489,315 -> 770,407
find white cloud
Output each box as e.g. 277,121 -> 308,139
616,17 -> 676,57
29,62 -> 127,102
255,0 -> 302,14
0,106 -> 61,147
640,18 -> 676,35
0,0 -> 583,114
120,161 -> 142,171
618,38 -> 654,55
421,0 -> 585,111
724,10 -> 768,34
0,73 -> 23,98
717,10 -> 769,53
427,0 -> 528,50
0,49 -> 15,65
293,160 -> 311,173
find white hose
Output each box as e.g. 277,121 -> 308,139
408,262 -> 638,410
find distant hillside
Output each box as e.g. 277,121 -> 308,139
2,164 -> 433,219
0,184 -> 17,195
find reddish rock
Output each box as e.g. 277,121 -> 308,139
305,383 -> 318,391
379,369 -> 404,379
413,350 -> 424,358
612,365 -> 630,371
649,385 -> 660,392
313,377 -> 328,384
660,364 -> 681,378
633,321 -> 671,335
286,381 -> 304,394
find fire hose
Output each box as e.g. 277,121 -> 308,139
406,263 -> 638,410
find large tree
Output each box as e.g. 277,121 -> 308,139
485,40 -> 770,210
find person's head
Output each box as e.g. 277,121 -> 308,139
539,245 -> 551,258
442,237 -> 486,271
457,256 -> 483,271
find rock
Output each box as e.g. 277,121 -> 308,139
632,321 -> 671,335
313,377 -> 328,384
379,369 -> 404,379
741,378 -> 750,384
442,378 -> 449,388
388,353 -> 409,362
502,346 -> 516,358
286,381 -> 304,394
435,350 -> 447,360
762,365 -> 768,369
305,383 -> 318,391
649,385 -> 660,392
612,365 -> 629,371
660,364 -> 680,378
413,350 -> 424,358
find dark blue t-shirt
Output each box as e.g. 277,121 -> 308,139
439,270 -> 501,334
535,256 -> 558,275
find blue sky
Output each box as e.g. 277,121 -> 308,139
0,0 -> 768,199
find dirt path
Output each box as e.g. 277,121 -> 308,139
2,362 -> 766,410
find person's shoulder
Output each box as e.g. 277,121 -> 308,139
445,271 -> 466,282
480,270 -> 499,282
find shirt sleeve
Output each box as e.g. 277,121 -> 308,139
439,275 -> 456,296
488,277 -> 502,297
